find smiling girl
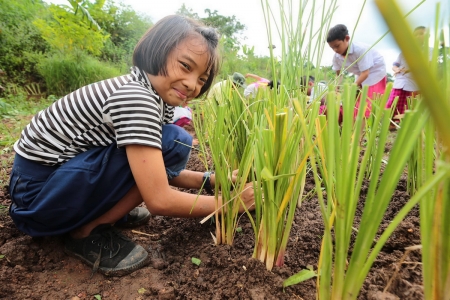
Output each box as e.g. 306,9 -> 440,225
8,15 -> 255,277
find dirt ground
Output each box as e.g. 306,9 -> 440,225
0,126 -> 423,300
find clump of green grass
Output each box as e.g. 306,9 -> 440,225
37,50 -> 122,96
0,94 -> 54,189
376,1 -> 450,299
0,144 -> 14,182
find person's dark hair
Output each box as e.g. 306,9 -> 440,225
268,80 -> 281,89
299,75 -> 315,87
414,26 -> 426,32
327,24 -> 349,42
133,15 -> 220,98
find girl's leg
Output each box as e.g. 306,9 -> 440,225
9,125 -> 193,276
72,124 -> 193,238
70,185 -> 142,239
161,124 -> 193,179
9,144 -> 136,237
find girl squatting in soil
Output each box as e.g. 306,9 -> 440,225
8,15 -> 255,276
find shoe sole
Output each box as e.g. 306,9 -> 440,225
64,247 -> 150,277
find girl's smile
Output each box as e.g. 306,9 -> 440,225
174,88 -> 188,101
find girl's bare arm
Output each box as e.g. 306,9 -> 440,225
126,145 -> 254,216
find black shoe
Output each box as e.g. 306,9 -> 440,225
65,224 -> 148,277
116,207 -> 151,228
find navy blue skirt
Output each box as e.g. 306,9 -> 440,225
9,124 -> 193,237
9,144 -> 135,237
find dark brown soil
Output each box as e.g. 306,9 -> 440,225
0,126 -> 423,300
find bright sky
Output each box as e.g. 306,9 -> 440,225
48,0 -> 447,74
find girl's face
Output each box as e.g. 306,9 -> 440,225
148,35 -> 210,107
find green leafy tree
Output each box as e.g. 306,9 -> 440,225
202,9 -> 245,51
33,3 -> 109,56
387,72 -> 394,83
176,4 -> 200,20
175,5 -> 254,80
239,45 -> 272,78
0,0 -> 49,85
92,0 -> 153,66
176,5 -> 245,53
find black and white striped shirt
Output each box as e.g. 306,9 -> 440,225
14,67 -> 174,166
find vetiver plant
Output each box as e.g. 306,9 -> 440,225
286,71 -> 449,299
282,1 -> 450,297
242,0 -> 338,270
193,0 -> 337,261
195,81 -> 257,245
406,105 -> 436,197
251,103 -> 312,270
376,1 -> 450,298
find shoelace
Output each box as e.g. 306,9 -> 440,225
90,227 -> 128,277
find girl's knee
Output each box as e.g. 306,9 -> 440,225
161,124 -> 192,167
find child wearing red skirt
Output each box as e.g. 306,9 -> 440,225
386,26 -> 427,119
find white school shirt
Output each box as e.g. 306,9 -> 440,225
244,78 -> 270,98
392,53 -> 418,91
309,82 -> 328,103
206,80 -> 227,103
172,106 -> 192,122
392,48 -> 433,91
332,42 -> 386,86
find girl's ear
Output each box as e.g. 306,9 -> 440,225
345,35 -> 350,42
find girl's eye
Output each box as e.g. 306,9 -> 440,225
181,62 -> 190,70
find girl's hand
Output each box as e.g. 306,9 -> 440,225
211,169 -> 238,187
238,182 -> 255,213
231,169 -> 239,183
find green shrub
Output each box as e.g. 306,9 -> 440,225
37,50 -> 122,96
0,0 -> 49,85
0,98 -> 11,118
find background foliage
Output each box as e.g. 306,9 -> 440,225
0,0 -> 339,99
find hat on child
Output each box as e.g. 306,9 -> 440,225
230,72 -> 247,88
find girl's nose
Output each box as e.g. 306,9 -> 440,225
183,75 -> 198,93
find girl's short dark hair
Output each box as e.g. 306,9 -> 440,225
327,24 -> 349,42
133,15 -> 220,98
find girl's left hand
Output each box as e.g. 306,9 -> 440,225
238,182 -> 255,213
231,169 -> 239,183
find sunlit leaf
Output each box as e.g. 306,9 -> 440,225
283,269 -> 317,288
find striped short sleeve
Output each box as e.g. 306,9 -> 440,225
106,81 -> 165,149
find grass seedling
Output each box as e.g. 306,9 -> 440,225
252,105 -> 311,270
